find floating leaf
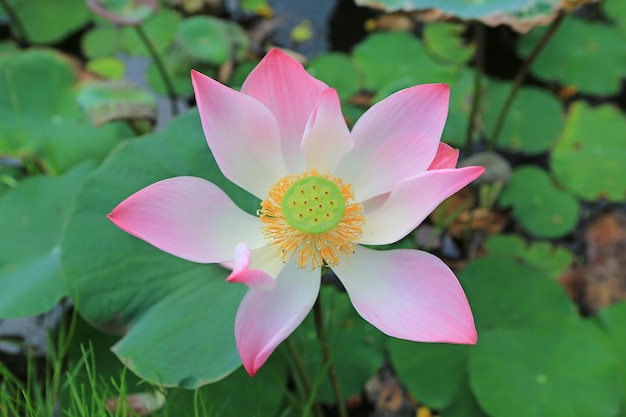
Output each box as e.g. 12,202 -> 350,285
499,166 -> 579,238
518,17 -> 626,95
77,80 -> 156,126
423,22 -> 475,65
460,255 -> 577,331
469,324 -> 620,417
597,302 -> 626,415
4,0 -> 90,44
62,110 -> 260,386
551,102 -> 626,202
352,31 -> 455,92
483,235 -> 573,280
482,81 -> 564,153
307,52 -> 361,101
81,26 -> 121,59
604,0 -> 626,36
176,16 -> 248,65
0,49 -> 133,173
86,56 -> 126,79
0,163 -> 93,318
87,0 -> 157,26
354,0 -> 565,33
441,68 -> 476,147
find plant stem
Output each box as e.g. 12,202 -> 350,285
133,24 -> 179,116
488,11 -> 566,150
285,338 -> 325,417
0,0 -> 28,45
313,295 -> 348,417
465,22 -> 486,154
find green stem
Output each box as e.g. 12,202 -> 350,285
465,22 -> 486,154
313,296 -> 348,417
0,0 -> 28,45
285,338 -> 325,417
133,25 -> 179,116
488,11 -> 566,150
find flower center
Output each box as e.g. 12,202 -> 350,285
281,176 -> 345,234
259,170 -> 363,270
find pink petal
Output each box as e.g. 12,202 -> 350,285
235,264 -> 320,376
241,49 -> 328,173
428,142 -> 459,170
108,177 -> 264,263
336,84 -> 450,201
360,166 -> 485,245
301,88 -> 354,174
191,70 -> 287,199
227,243 -> 277,291
333,245 -> 476,344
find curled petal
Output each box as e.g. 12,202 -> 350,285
191,70 -> 287,199
108,177 -> 264,263
227,243 -> 277,291
360,166 -> 485,245
336,84 -> 450,200
428,142 -> 459,170
301,88 -> 354,175
333,246 -> 477,344
241,49 -> 328,173
235,264 -> 320,376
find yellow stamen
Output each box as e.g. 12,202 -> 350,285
259,170 -> 363,270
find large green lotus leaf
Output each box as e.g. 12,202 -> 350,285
291,286 -> 385,403
551,102 -> 626,202
2,0 -> 90,44
483,235 -> 572,280
460,255 -> 577,331
499,166 -> 579,238
120,8 -> 181,57
482,81 -> 564,153
0,163 -> 93,318
354,0 -> 561,32
597,302 -> 626,416
352,31 -> 456,92
0,49 -> 133,174
175,16 -> 249,65
307,53 -> 361,101
62,110 -> 261,386
518,17 -> 626,95
387,340 -> 471,410
469,323 -> 620,417
81,26 -> 121,59
423,22 -> 475,65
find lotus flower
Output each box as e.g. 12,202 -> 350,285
108,49 -> 484,376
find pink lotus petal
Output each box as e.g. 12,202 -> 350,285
235,264 -> 320,376
301,88 -> 354,174
227,243 -> 277,291
108,177 -> 264,263
428,142 -> 459,170
333,245 -> 476,344
336,84 -> 450,201
191,70 -> 287,199
360,166 -> 485,245
241,49 -> 328,173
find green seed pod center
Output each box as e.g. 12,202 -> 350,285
281,176 -> 345,234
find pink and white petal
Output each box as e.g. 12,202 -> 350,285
191,70 -> 287,199
359,166 -> 485,245
226,243 -> 278,291
241,49 -> 328,173
333,245 -> 477,344
235,263 -> 320,376
336,84 -> 449,199
108,176 -> 264,263
428,142 -> 459,170
301,88 -> 354,174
